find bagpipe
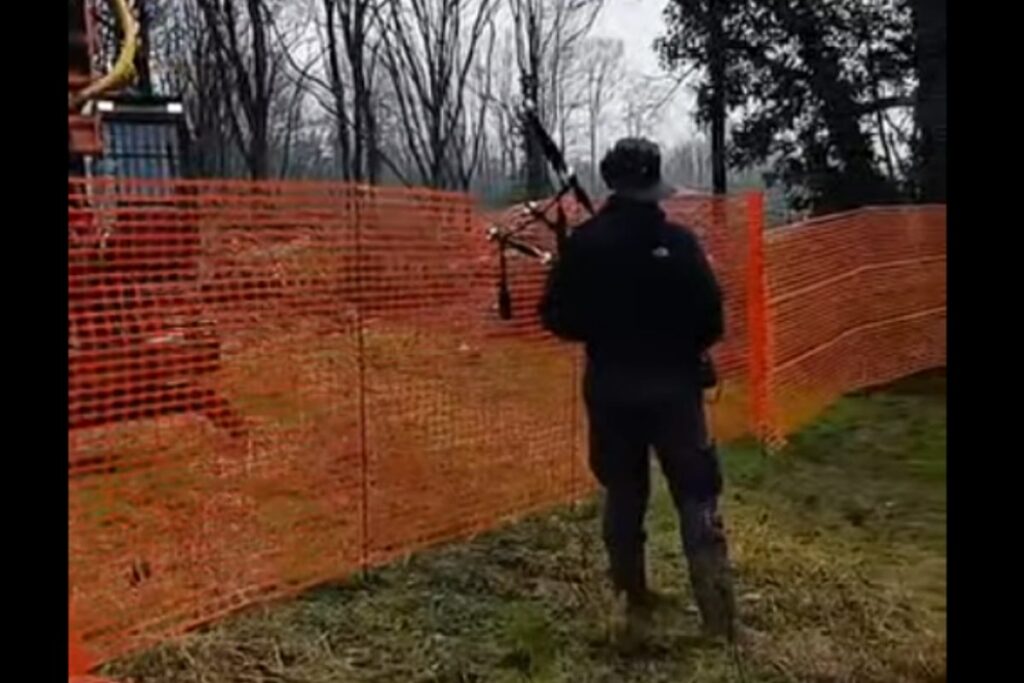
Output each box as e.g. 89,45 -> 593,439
485,103 -> 595,321
485,103 -> 718,391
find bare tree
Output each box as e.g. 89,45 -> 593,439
508,0 -> 603,197
272,59 -> 317,179
266,0 -> 388,182
318,0 -> 382,182
376,0 -> 498,190
129,1 -> 326,179
578,37 -> 623,191
620,72 -> 680,139
194,0 -> 284,179
545,0 -> 599,150
485,31 -> 521,178
465,29 -> 522,202
455,19 -> 499,189
148,1 -> 238,175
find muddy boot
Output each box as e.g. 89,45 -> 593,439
609,547 -> 649,605
607,550 -> 657,645
680,498 -> 740,641
687,546 -> 739,641
607,593 -> 658,652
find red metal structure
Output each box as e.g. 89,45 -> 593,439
68,0 -> 245,454
68,0 -> 102,159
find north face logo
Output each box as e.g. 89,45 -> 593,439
652,246 -> 670,258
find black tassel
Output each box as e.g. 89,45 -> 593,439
498,248 -> 513,320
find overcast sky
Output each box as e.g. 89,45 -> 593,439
589,0 -> 699,145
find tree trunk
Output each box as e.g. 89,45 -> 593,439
911,0 -> 946,203
590,109 -> 598,192
250,120 -> 269,180
135,0 -> 154,93
708,0 -> 727,195
248,0 -> 270,179
520,8 -> 549,199
522,71 -> 549,198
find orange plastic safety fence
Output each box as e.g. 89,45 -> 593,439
67,176 -> 944,672
70,605 -> 93,676
762,205 -> 947,438
68,177 -> 595,665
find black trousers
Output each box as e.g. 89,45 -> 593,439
586,388 -> 726,595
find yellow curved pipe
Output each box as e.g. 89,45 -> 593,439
69,0 -> 139,111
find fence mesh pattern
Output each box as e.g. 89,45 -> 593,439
762,205 -> 947,437
68,178 -> 945,671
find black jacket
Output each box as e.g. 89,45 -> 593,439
539,196 -> 724,402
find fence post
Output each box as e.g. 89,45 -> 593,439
353,184 -> 371,575
744,191 -> 778,450
569,347 -> 582,502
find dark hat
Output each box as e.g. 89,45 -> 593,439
599,137 -> 675,202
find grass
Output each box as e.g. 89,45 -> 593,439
102,371 -> 945,683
